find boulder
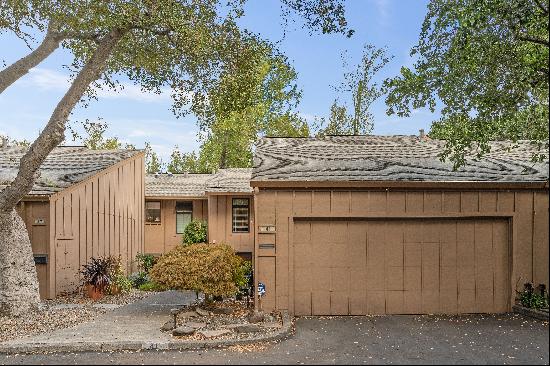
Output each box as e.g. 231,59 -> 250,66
172,326 -> 195,336
195,307 -> 210,317
211,307 -> 233,315
233,324 -> 261,333
170,308 -> 181,315
261,321 -> 282,329
181,321 -> 207,329
179,311 -> 199,318
197,329 -> 232,338
247,311 -> 264,323
160,319 -> 176,332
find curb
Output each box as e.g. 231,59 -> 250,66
512,305 -> 549,321
0,311 -> 293,354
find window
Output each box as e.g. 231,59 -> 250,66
176,201 -> 193,234
145,201 -> 161,223
232,198 -> 250,233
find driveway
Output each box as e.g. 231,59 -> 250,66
1,313 -> 547,364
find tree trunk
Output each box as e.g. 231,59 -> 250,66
0,209 -> 40,316
0,28 -> 125,315
0,24 -> 62,94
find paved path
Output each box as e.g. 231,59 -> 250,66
1,313 -> 547,364
0,291 -> 196,348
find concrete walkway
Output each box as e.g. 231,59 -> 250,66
1,291 -> 196,349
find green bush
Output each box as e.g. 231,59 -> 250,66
518,282 -> 549,310
138,281 -> 166,292
107,257 -> 132,294
182,220 -> 208,246
235,260 -> 252,290
128,271 -> 149,289
135,253 -> 157,273
150,243 -> 244,298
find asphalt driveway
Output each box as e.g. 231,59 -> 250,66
1,313 -> 547,365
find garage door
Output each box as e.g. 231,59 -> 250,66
293,219 -> 509,315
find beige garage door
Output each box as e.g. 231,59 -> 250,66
293,219 -> 510,315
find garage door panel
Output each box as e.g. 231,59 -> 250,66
422,290 -> 440,314
312,291 -> 331,315
330,292 -> 349,315
294,291 -> 311,316
294,222 -> 311,244
404,243 -> 422,267
293,218 -> 509,315
404,267 -> 421,290
403,290 -> 422,314
385,242 -> 403,267
366,290 -> 385,314
385,266 -> 404,290
441,242 -> 457,267
386,291 -> 404,314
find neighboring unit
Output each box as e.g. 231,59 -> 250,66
144,168 -> 254,260
251,136 -> 549,316
0,146 -> 145,299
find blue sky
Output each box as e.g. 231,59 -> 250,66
0,0 -> 438,162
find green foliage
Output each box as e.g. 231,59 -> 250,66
138,281 -> 166,292
385,0 -> 549,166
135,253 -> 157,273
520,291 -> 549,310
68,118 -> 134,150
182,220 -> 208,246
0,135 -> 31,147
107,257 -> 132,295
145,142 -> 163,174
234,260 -> 252,290
128,271 -> 149,289
317,44 -> 391,136
150,243 -> 244,298
166,148 -> 200,174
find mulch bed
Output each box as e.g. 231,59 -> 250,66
172,299 -> 283,341
0,289 -> 151,343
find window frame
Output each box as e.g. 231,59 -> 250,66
232,197 -> 250,233
175,201 -> 193,234
145,201 -> 162,224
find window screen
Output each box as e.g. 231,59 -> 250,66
176,201 -> 193,234
145,201 -> 161,223
232,198 -> 249,233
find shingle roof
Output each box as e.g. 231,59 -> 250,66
0,146 -> 142,195
206,168 -> 253,193
251,136 -> 549,183
145,173 -> 214,197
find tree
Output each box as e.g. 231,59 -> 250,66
68,118 -> 135,150
317,44 -> 391,136
166,147 -> 200,174
190,36 -> 310,171
0,0 -> 352,315
144,142 -> 163,174
385,0 -> 549,167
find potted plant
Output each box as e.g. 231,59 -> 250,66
81,257 -> 113,301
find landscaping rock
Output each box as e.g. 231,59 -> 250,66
181,321 -> 206,330
197,329 -> 232,338
179,311 -> 199,318
170,308 -> 181,315
233,324 -> 261,333
247,311 -> 264,323
195,308 -> 210,317
92,304 -> 121,311
211,307 -> 233,315
261,321 -> 282,329
172,326 -> 195,336
160,320 -> 175,332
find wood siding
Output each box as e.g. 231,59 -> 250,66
144,199 -> 208,254
46,153 -> 145,298
208,194 -> 255,254
254,189 -> 549,314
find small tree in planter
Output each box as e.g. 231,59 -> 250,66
182,220 -> 208,246
150,243 -> 244,302
80,257 -> 113,301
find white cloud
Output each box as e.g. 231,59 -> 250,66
25,68 -> 172,103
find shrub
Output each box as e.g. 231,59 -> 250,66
182,220 -> 208,246
138,281 -> 166,292
150,243 -> 244,298
518,282 -> 549,309
128,271 -> 149,289
80,257 -> 113,291
107,256 -> 132,295
135,253 -> 157,273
